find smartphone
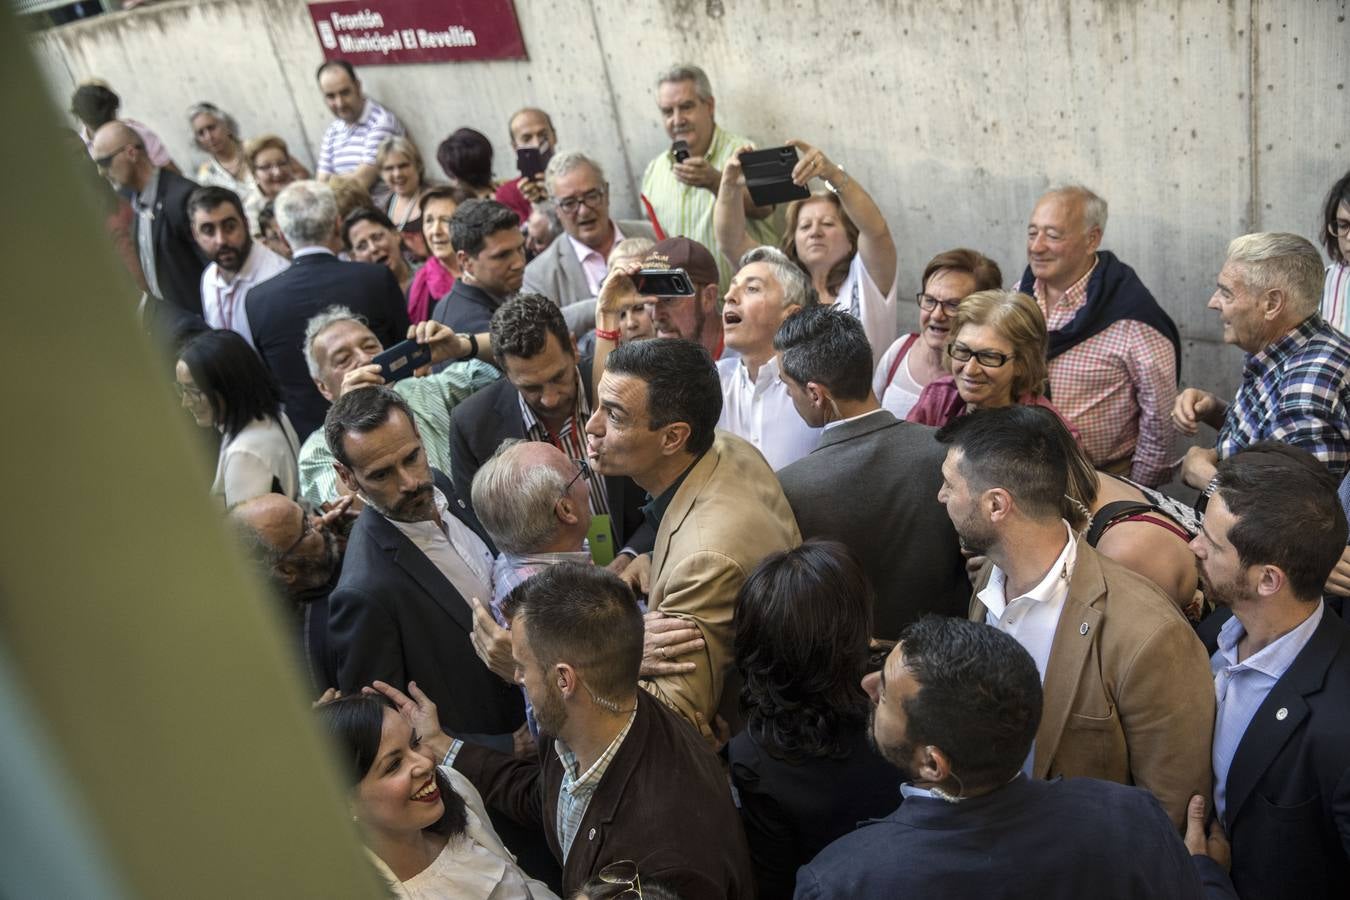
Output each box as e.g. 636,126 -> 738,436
516,146 -> 546,181
672,139 -> 691,164
372,339 -> 431,383
634,268 -> 695,297
740,145 -> 811,206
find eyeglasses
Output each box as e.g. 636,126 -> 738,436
174,381 -> 206,401
94,143 -> 134,170
917,293 -> 963,316
555,188 -> 606,214
560,457 -> 590,500
595,860 -> 642,899
1330,219 -> 1350,238
947,342 -> 1014,368
255,160 -> 290,174
276,513 -> 317,568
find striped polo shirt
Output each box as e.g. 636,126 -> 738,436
317,98 -> 404,177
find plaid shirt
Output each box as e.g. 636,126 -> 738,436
1216,315 -> 1350,478
1034,262 -> 1177,486
555,709 -> 637,860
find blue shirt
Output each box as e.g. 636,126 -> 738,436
1210,602 -> 1325,819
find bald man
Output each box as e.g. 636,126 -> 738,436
92,120 -> 207,327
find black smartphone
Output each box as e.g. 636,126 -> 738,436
516,146 -> 546,181
672,139 -> 691,164
634,268 -> 695,297
740,145 -> 811,206
372,339 -> 431,383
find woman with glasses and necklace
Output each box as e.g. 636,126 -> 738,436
1319,170 -> 1350,333
873,248 -> 1004,419
906,289 -> 1080,441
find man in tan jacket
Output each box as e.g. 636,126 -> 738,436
586,338 -> 800,729
935,405 -> 1214,828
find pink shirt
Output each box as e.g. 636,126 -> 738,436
494,178 -> 532,222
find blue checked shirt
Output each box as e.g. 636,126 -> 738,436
1216,315 -> 1350,478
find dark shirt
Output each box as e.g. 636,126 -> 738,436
640,454 -> 704,534
430,279 -> 505,361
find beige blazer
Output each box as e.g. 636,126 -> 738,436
644,431 -> 801,729
970,537 -> 1215,828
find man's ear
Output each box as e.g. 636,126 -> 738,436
555,662 -> 578,700
334,461 -> 359,496
806,381 -> 830,411
1084,225 -> 1104,254
314,377 -> 334,403
699,283 -> 720,314
1255,564 -> 1287,598
658,422 -> 693,457
1261,288 -> 1288,321
274,561 -> 301,589
457,249 -> 472,275
916,744 -> 954,785
985,487 -> 1014,523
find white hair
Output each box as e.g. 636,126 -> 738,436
470,440 -> 569,555
738,246 -> 819,309
302,305 -> 367,380
1226,232 -> 1326,317
275,180 -> 338,248
1045,184 -> 1109,234
656,64 -> 714,101
544,151 -> 606,197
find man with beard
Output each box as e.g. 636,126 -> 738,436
189,186 -> 289,348
1190,443 -> 1350,900
228,493 -> 348,693
936,405 -> 1213,828
797,616 -> 1236,899
324,386 -> 524,745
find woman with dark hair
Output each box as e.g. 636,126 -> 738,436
436,128 -> 498,199
70,80 -> 179,173
175,329 -> 300,507
344,207 -> 420,297
1319,169 -> 1350,333
315,694 -> 557,899
407,185 -> 472,322
729,541 -> 896,900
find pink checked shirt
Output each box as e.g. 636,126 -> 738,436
1033,261 -> 1177,486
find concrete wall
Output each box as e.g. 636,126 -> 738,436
32,0 -> 1350,406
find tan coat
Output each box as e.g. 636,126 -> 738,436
970,537 -> 1215,828
644,431 -> 802,728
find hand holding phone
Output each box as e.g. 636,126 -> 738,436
372,339 -> 432,384
634,268 -> 695,297
739,145 -> 812,206
672,140 -> 691,163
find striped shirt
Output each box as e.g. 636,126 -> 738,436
296,359 -> 500,506
519,375 -> 611,516
555,708 -> 637,860
317,98 -> 404,177
1321,262 -> 1350,334
640,124 -> 780,288
1211,602 -> 1324,820
1215,314 -> 1350,479
1033,262 -> 1178,486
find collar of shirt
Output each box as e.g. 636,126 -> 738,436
1215,601 -> 1324,679
292,245 -> 335,260
335,99 -> 375,134
1032,255 -> 1098,313
566,222 -> 625,294
554,706 -> 638,802
518,367 -> 589,438
823,406 -> 887,432
640,453 -> 703,534
899,783 -> 940,801
385,486 -> 494,593
732,354 -> 783,395
1243,314 -> 1323,378
979,522 -> 1078,620
136,166 -> 162,211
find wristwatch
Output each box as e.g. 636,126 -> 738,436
824,165 -> 851,194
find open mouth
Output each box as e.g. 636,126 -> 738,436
723,310 -> 743,327
373,253 -> 390,267
411,778 -> 439,802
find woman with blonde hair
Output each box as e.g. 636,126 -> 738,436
377,135 -> 432,260
241,134 -> 309,237
906,289 -> 1080,439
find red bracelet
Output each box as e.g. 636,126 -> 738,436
595,328 -> 620,342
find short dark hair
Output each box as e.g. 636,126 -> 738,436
936,405 -> 1068,521
490,293 -> 570,362
258,200 -> 279,235
340,206 -> 396,249
177,330 -> 282,438
70,83 -> 120,128
773,305 -> 873,402
419,184 -> 474,210
323,385 -> 416,470
737,541 -> 873,761
1322,170 -> 1350,264
315,59 -> 357,83
501,563 -> 643,701
436,127 -> 494,190
313,694 -> 466,837
921,247 -> 1005,294
1214,442 -> 1348,601
450,198 -> 521,258
605,339 -> 722,455
187,185 -> 245,225
897,616 -> 1043,790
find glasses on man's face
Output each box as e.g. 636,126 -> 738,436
94,143 -> 134,170
174,381 -> 206,402
917,293 -> 963,316
560,457 -> 590,500
276,513 -> 317,568
595,860 -> 642,899
947,342 -> 1014,368
556,188 -> 606,215
1329,218 -> 1350,238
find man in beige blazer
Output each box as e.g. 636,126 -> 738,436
585,338 -> 800,729
936,406 -> 1214,828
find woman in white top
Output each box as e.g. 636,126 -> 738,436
872,248 -> 1004,419
1319,170 -> 1350,333
175,329 -> 299,508
378,135 -> 433,261
188,102 -> 255,195
714,139 -> 898,365
315,694 -> 558,900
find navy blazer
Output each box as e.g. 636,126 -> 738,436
1200,604 -> 1350,900
244,252 -> 410,440
796,774 -> 1233,900
327,469 -> 523,736
134,168 -> 207,317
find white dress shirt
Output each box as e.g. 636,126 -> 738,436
716,355 -> 822,470
387,487 -> 494,609
200,242 -> 289,347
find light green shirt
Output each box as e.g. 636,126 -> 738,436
640,124 -> 780,288
297,359 -> 501,506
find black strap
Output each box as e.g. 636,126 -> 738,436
1086,500 -> 1161,547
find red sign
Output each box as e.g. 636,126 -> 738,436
307,0 -> 527,65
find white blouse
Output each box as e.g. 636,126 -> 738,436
211,414 -> 300,508
872,334 -> 925,420
832,252 -> 899,368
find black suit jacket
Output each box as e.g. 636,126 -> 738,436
775,411 -> 970,639
431,278 -> 502,342
244,252 -> 410,440
447,356 -> 653,553
1200,604 -> 1350,900
134,168 -> 207,316
327,469 -> 524,736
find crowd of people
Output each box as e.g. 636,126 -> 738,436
71,56 -> 1350,899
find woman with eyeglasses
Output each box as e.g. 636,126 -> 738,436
188,102 -> 253,195
242,135 -> 309,239
378,135 -> 433,261
873,248 -> 1004,419
1319,169 -> 1350,333
175,329 -> 300,508
344,207 -> 421,298
906,289 -> 1081,440
314,693 -> 558,899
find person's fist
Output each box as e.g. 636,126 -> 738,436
1183,795 -> 1231,871
1173,388 -> 1219,435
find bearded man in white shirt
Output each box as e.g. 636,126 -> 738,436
189,185 -> 288,347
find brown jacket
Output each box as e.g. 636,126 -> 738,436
645,431 -> 802,728
970,537 -> 1215,828
454,690 -> 755,898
